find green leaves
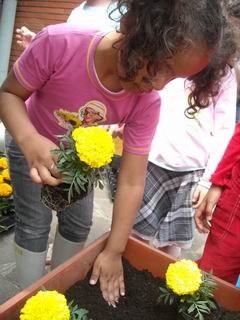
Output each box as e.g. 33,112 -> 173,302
68,301 -> 90,320
52,132 -> 108,203
158,272 -> 217,320
158,287 -> 175,305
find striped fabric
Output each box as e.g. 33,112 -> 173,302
133,162 -> 204,249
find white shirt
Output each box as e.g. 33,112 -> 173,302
149,69 -> 237,187
67,1 -> 119,30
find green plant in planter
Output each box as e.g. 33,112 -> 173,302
41,126 -> 115,211
158,259 -> 217,320
20,290 -> 90,320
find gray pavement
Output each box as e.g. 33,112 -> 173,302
0,185 -> 207,305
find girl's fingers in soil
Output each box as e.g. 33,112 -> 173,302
100,285 -> 109,304
113,278 -> 120,304
100,278 -> 116,306
119,274 -> 125,296
89,264 -> 100,285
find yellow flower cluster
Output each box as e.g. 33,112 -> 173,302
0,157 -> 8,169
0,157 -> 12,197
166,259 -> 202,296
0,183 -> 12,197
2,168 -> 10,181
20,290 -> 70,320
72,127 -> 115,168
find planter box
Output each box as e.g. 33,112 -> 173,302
0,233 -> 240,319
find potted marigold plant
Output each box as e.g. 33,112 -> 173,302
41,127 -> 115,211
158,260 -> 220,320
0,155 -> 15,232
19,290 -> 89,320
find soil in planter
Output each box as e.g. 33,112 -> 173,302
66,259 -> 240,320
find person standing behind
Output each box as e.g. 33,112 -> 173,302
195,123 -> 240,285
16,1 -> 119,50
132,72 -> 237,259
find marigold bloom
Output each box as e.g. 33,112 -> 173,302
0,157 -> 8,169
2,169 -> 10,181
72,127 -> 115,168
0,175 -> 4,184
0,183 -> 12,197
20,290 -> 70,320
166,259 -> 202,295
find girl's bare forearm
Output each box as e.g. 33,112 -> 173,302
0,91 -> 38,147
106,183 -> 144,254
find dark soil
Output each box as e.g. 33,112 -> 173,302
66,259 -> 240,320
41,183 -> 90,211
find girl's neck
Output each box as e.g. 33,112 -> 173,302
94,31 -> 123,92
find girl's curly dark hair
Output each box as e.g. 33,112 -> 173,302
113,0 -> 238,113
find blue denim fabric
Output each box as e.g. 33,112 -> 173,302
5,132 -> 93,252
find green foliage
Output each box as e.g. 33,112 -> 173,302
68,301 -> 91,320
53,133 -> 107,202
158,272 -> 217,320
0,196 -> 14,218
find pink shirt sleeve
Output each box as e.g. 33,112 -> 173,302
210,123 -> 240,187
13,28 -> 53,91
123,98 -> 160,155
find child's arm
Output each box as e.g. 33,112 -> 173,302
90,150 -> 148,306
194,184 -> 223,233
0,71 -> 61,186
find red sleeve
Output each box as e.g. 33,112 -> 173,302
210,123 -> 240,186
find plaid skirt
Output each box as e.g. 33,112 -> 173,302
133,162 -> 204,249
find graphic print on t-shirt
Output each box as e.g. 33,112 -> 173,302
54,100 -> 107,129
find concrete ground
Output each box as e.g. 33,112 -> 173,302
0,185 -> 207,305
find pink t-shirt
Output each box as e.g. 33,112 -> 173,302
13,24 -> 160,155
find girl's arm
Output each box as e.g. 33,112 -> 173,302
90,150 -> 148,306
0,71 -> 60,186
194,184 -> 223,233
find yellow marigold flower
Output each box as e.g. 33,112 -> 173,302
0,157 -> 8,169
20,290 -> 70,320
72,127 -> 115,168
0,183 -> 12,197
166,259 -> 202,296
2,169 -> 10,181
0,175 -> 4,184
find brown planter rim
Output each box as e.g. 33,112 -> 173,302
0,232 -> 239,320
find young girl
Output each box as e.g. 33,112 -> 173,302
195,123 -> 240,285
132,71 -> 237,259
0,0 -> 236,306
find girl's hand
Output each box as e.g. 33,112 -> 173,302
89,250 -> 125,307
16,26 -> 36,49
20,133 -> 61,186
192,185 -> 209,208
194,184 -> 223,233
